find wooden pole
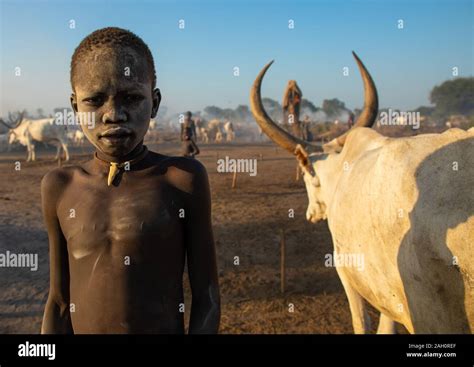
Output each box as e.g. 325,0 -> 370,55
280,229 -> 286,294
232,170 -> 237,189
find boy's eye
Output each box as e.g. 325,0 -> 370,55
83,96 -> 104,106
124,94 -> 144,103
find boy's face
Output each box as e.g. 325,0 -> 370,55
71,46 -> 160,158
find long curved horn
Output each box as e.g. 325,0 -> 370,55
250,61 -> 321,155
0,118 -> 13,129
7,111 -> 25,129
336,51 -> 378,146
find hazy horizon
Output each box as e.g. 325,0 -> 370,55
1,0 -> 472,119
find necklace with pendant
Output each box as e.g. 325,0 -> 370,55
94,146 -> 149,186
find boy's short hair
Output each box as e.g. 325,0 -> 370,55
70,27 -> 156,90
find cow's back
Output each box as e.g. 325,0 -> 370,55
329,128 -> 474,333
29,118 -> 66,141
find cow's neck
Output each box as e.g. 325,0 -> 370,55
315,152 -> 345,210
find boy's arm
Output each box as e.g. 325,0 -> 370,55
185,162 -> 220,334
40,170 -> 73,334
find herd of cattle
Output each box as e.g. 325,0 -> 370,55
0,114 -> 236,161
1,52 -> 472,334
195,119 -> 235,143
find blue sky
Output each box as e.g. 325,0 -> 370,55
0,0 -> 472,117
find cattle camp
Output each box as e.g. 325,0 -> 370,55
0,0 -> 473,343
1,67 -> 472,335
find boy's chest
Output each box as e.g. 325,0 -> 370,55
56,177 -> 185,259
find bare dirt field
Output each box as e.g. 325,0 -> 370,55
0,142 -> 404,334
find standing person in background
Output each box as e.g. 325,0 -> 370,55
181,111 -> 200,158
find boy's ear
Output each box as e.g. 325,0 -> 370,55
70,93 -> 78,113
151,88 -> 161,118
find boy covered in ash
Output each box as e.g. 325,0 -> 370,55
41,27 -> 220,334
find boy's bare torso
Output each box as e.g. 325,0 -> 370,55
44,151 -> 202,333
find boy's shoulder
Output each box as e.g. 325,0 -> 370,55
40,165 -> 80,203
41,165 -> 77,185
148,151 -> 207,176
147,151 -> 209,193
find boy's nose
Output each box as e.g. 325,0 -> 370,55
102,104 -> 127,124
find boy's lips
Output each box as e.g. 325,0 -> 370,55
100,127 -> 133,138
99,127 -> 133,145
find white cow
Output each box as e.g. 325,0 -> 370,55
149,119 -> 157,130
224,120 -> 235,142
67,130 -> 75,142
143,119 -> 159,143
1,114 -> 69,162
251,52 -> 474,334
215,129 -> 223,143
73,130 -> 85,146
199,127 -> 209,143
207,119 -> 222,142
67,130 -> 85,146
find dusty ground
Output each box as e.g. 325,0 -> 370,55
0,142 -> 404,334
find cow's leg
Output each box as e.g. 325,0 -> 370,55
54,145 -> 61,160
61,141 -> 70,161
31,144 -> 36,161
26,143 -> 33,162
376,313 -> 396,334
337,268 -> 371,334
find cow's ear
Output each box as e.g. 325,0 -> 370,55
295,144 -> 312,172
323,138 -> 343,154
70,94 -> 78,113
